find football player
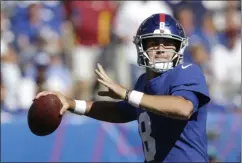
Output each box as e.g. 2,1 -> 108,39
35,13 -> 210,162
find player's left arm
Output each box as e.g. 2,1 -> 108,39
138,93 -> 196,120
138,64 -> 210,120
139,64 -> 210,120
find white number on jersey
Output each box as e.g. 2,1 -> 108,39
138,112 -> 156,161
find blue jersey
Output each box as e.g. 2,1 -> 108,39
117,63 -> 210,162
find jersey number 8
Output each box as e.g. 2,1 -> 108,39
138,112 -> 156,162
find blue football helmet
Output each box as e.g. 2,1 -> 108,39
133,13 -> 188,73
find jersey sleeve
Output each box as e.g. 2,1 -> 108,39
170,64 -> 210,108
116,100 -> 137,119
172,90 -> 199,113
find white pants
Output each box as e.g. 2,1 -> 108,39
72,45 -> 101,82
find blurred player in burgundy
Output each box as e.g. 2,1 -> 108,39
35,13 -> 210,162
64,1 -> 118,100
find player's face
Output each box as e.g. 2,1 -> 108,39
144,38 -> 177,63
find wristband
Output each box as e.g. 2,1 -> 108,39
128,90 -> 144,108
74,100 -> 87,114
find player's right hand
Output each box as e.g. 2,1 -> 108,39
34,91 -> 74,115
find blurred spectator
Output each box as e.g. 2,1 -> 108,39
64,1 -> 118,100
1,10 -> 22,112
113,1 -> 173,88
17,51 -> 50,110
45,54 -> 73,97
34,52 -> 50,93
187,11 -> 219,78
175,6 -> 194,37
12,2 -> 46,49
10,1 -> 64,75
208,7 -> 241,110
190,45 -> 209,66
91,32 -> 123,100
198,12 -> 220,56
20,48 -> 73,110
11,1 -> 64,44
175,6 -> 209,66
202,1 -> 241,32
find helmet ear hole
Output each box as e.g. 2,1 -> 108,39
139,56 -> 145,65
174,41 -> 181,52
138,54 -> 149,66
142,39 -> 149,51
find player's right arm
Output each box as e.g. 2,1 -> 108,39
34,91 -> 137,123
71,100 -> 136,123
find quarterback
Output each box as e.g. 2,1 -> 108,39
35,13 -> 210,162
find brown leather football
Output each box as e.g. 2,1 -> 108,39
28,94 -> 63,136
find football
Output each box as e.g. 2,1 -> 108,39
28,94 -> 63,136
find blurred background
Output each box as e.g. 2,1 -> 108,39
1,1 -> 241,162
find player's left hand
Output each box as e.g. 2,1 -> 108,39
95,63 -> 127,100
